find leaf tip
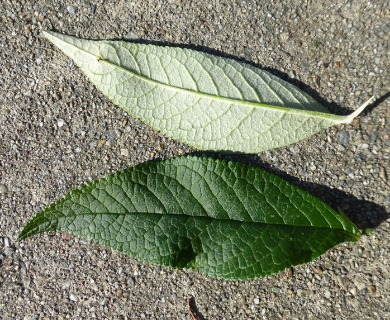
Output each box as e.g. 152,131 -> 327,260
42,30 -> 69,46
17,229 -> 28,242
41,30 -> 52,38
17,220 -> 36,241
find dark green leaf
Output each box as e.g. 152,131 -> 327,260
19,156 -> 361,279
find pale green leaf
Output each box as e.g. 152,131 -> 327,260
42,31 -> 373,153
19,156 -> 361,280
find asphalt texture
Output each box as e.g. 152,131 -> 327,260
0,1 -> 389,319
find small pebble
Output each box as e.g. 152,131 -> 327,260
0,184 -> 8,194
253,297 -> 260,304
379,167 -> 386,180
127,277 -> 136,286
313,75 -> 321,88
98,139 -> 106,148
3,247 -> 15,256
348,298 -> 360,310
354,281 -> 366,291
288,70 -> 296,79
121,148 -> 129,157
125,32 -> 139,40
90,4 -> 97,14
67,5 -> 78,14
368,285 -> 376,294
339,131 -> 350,146
352,118 -> 360,126
313,266 -> 323,274
69,293 -> 78,302
57,119 -> 65,128
324,290 -> 331,299
62,281 -> 71,290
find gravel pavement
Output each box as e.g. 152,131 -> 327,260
0,1 -> 389,319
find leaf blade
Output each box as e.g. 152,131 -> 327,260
19,156 -> 361,279
42,31 -> 371,153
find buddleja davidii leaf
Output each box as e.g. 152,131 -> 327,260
42,31 -> 373,153
19,156 -> 361,280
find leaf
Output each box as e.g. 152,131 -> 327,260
19,156 -> 361,280
42,31 -> 373,153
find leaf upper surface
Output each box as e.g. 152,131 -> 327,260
19,156 -> 361,279
42,31 -> 372,153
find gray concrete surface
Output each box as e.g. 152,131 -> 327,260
0,0 -> 389,319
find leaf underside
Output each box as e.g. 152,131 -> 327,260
19,156 -> 361,280
42,31 -> 372,153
